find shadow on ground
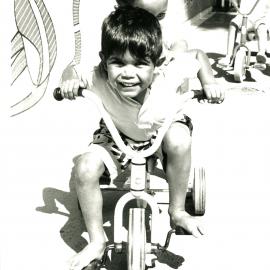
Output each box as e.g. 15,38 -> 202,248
207,52 -> 270,83
199,12 -> 236,30
208,52 -> 238,83
35,164 -> 193,269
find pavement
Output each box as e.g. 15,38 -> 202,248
3,11 -> 270,270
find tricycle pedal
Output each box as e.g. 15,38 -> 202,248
153,249 -> 184,269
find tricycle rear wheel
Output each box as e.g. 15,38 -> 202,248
192,167 -> 206,216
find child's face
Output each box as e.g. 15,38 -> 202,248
104,50 -> 155,99
133,0 -> 168,20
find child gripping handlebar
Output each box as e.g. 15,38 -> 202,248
54,6 -> 224,270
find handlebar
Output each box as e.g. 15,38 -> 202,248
53,87 -> 205,159
53,87 -> 204,101
231,0 -> 261,16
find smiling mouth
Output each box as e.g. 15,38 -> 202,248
118,81 -> 139,87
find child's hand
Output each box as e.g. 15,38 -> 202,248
59,66 -> 83,100
203,83 -> 225,104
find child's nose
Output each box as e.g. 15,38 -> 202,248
122,65 -> 135,77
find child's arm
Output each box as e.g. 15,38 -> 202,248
187,49 -> 225,103
60,0 -> 115,99
162,39 -> 188,66
59,64 -> 87,99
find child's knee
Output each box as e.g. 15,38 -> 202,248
164,126 -> 192,156
74,152 -> 105,184
169,137 -> 191,156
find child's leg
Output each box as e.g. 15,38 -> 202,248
70,152 -> 107,270
226,23 -> 238,57
256,23 -> 268,63
163,122 -> 204,238
218,21 -> 238,66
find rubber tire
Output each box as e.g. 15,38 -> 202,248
234,48 -> 247,82
127,208 -> 146,270
192,167 -> 206,216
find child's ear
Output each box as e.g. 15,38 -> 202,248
99,52 -> 107,71
156,57 -> 166,67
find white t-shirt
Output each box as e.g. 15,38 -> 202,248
77,53 -> 200,141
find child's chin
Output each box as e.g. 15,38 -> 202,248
119,88 -> 140,97
121,92 -> 136,98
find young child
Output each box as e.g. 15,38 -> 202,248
219,0 -> 270,67
61,0 -> 188,91
59,6 -> 224,270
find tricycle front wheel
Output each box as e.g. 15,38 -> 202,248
127,208 -> 146,270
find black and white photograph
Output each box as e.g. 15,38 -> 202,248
3,1 -> 270,269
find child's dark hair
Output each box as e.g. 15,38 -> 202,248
115,0 -> 135,5
101,6 -> 163,66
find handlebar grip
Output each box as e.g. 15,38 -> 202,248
53,87 -> 84,101
192,89 -> 207,100
175,226 -> 188,235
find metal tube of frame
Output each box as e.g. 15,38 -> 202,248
114,192 -> 161,245
114,192 -> 135,245
138,192 -> 161,244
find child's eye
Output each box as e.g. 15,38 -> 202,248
156,12 -> 166,20
136,60 -> 150,67
109,59 -> 123,66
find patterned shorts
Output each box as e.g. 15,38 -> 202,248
88,115 -> 193,184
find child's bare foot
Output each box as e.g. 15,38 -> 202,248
218,56 -> 231,67
169,210 -> 205,238
69,242 -> 106,270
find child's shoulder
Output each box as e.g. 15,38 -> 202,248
173,50 -> 201,68
80,62 -> 108,91
175,51 -> 201,78
92,63 -> 107,81
156,50 -> 201,83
